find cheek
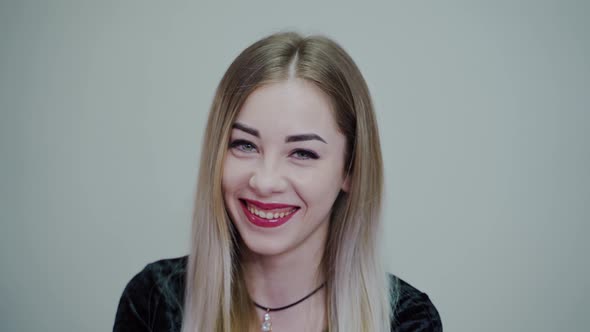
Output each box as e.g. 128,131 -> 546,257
222,155 -> 258,198
295,166 -> 344,213
222,157 -> 247,221
222,156 -> 244,194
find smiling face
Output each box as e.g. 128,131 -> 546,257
222,78 -> 349,259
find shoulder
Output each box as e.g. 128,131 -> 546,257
389,274 -> 443,332
113,256 -> 188,332
120,256 -> 187,305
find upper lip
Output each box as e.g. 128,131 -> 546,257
240,198 -> 299,210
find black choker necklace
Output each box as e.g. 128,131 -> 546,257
253,282 -> 326,332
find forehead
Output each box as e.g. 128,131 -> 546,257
235,79 -> 340,136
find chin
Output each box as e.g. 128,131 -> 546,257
239,234 -> 293,257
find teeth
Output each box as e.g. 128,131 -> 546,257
245,202 -> 296,220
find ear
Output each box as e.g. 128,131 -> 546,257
341,174 -> 351,192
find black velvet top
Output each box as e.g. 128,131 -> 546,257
114,256 -> 442,331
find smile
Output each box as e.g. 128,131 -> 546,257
239,199 -> 300,228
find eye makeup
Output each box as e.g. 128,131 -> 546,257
290,149 -> 319,160
229,139 -> 258,153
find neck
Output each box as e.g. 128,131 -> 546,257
239,218 -> 330,331
241,237 -> 326,309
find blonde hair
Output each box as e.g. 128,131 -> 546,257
182,32 -> 396,332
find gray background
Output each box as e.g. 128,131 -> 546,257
1,1 -> 588,331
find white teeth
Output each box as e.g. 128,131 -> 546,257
245,201 -> 296,220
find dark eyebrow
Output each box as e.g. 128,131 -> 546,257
233,122 -> 326,144
232,122 -> 259,137
286,134 -> 327,144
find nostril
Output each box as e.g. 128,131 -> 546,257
248,171 -> 288,195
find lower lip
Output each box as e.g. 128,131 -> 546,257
240,202 -> 298,228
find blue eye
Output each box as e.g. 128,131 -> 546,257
229,139 -> 258,153
291,149 -> 319,160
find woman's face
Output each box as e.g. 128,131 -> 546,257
222,78 -> 349,258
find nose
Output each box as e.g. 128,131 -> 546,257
248,159 -> 288,196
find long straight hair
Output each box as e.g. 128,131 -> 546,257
182,32 -> 396,332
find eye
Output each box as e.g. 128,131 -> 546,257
229,139 -> 258,153
290,149 -> 319,160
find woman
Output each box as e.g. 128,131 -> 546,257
114,32 -> 442,332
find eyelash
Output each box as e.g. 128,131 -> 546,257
229,139 -> 257,153
228,139 -> 319,160
291,149 -> 319,160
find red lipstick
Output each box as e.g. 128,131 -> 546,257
239,199 -> 299,228
243,199 -> 299,210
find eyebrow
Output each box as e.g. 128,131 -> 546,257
286,134 -> 327,144
232,122 -> 327,144
232,122 -> 259,137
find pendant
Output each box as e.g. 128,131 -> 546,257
261,310 -> 272,331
